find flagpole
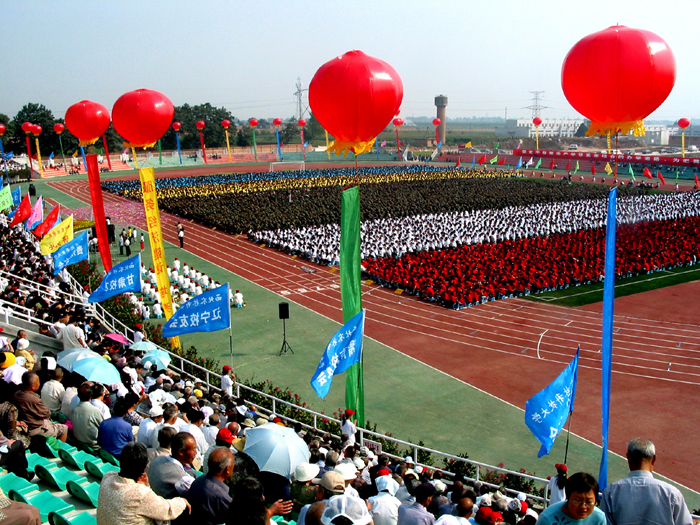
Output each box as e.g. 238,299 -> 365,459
229,323 -> 233,369
564,410 -> 574,464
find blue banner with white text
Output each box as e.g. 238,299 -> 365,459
88,253 -> 141,303
311,309 -> 365,399
525,349 -> 579,457
162,283 -> 230,337
53,231 -> 89,275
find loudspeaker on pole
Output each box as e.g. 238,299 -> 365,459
278,302 -> 289,320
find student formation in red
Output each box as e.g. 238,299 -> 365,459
364,216 -> 700,308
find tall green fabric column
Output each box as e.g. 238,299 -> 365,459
340,185 -> 364,425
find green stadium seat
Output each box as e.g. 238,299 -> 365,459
66,480 -> 99,508
83,459 -> 118,480
49,511 -> 96,525
0,471 -> 37,496
97,449 -> 119,467
34,465 -> 84,491
58,449 -> 96,470
26,453 -> 55,474
43,441 -> 78,460
8,489 -> 75,523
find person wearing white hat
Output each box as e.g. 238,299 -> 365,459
334,463 -> 360,499
138,405 -> 164,445
291,462 -> 321,514
370,475 -> 402,525
321,494 -> 373,525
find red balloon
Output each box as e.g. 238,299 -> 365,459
393,118 -> 404,127
53,123 -> 65,134
221,119 -> 231,129
533,117 -> 542,126
678,118 -> 690,129
273,118 -> 282,127
112,89 -> 174,147
32,125 -> 42,136
309,50 -> 403,155
249,118 -> 259,128
298,119 -> 307,127
432,118 -> 441,127
65,100 -> 111,145
21,122 -> 33,134
0,124 -> 6,136
196,120 -> 205,130
172,122 -> 182,132
562,25 -> 676,136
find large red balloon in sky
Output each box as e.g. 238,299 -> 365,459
532,117 -> 542,127
309,50 -> 403,156
53,123 -> 65,134
678,118 -> 690,129
561,25 -> 676,137
393,118 -> 404,127
65,100 -> 111,145
112,89 -> 174,148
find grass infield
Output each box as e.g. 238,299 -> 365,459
528,265 -> 700,307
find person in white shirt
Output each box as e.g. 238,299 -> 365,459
137,406 -> 164,445
179,409 -> 208,462
221,366 -> 234,396
90,384 -> 111,420
547,464 -> 568,504
340,409 -> 357,444
57,315 -> 87,351
133,324 -> 145,343
369,475 -> 402,525
40,366 -> 65,415
232,289 -> 244,308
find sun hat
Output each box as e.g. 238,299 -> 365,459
149,406 -> 164,417
313,471 -> 345,495
294,462 -> 320,483
334,462 -> 358,481
321,495 -> 372,525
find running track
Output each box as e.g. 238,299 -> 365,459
48,174 -> 700,492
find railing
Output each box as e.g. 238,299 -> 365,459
0,270 -> 86,306
60,271 -> 551,504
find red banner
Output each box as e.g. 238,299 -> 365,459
514,149 -> 700,168
86,155 -> 112,272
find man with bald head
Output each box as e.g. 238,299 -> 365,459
227,421 -> 240,438
455,496 -> 474,525
185,447 -> 234,525
148,432 -> 198,499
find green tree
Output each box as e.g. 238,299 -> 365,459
575,121 -> 589,137
304,112 -> 324,145
7,103 -> 62,159
235,127 -> 252,147
160,103 -> 235,151
279,117 -> 299,146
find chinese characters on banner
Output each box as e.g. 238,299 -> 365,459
524,349 -> 579,458
40,215 -> 74,255
311,309 -> 365,399
52,230 -> 89,275
162,283 -> 231,337
88,253 -> 142,303
139,167 -> 179,348
513,148 -> 700,167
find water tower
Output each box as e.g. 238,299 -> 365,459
435,95 -> 448,145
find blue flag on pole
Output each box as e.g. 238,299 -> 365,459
471,156 -> 475,168
3,152 -> 13,161
11,187 -> 20,206
599,187 -> 617,491
515,157 -> 523,170
88,254 -> 141,303
52,231 -> 88,275
6,204 -> 18,220
525,349 -> 579,457
311,309 -> 365,399
162,284 -> 231,337
48,152 -> 54,160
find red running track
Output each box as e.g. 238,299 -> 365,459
48,177 -> 700,492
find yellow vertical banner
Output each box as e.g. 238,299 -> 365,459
139,167 -> 180,349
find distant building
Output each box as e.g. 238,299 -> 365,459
639,125 -> 671,146
495,118 -> 584,138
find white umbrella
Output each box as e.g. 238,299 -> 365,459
243,422 -> 310,478
57,349 -> 102,370
2,364 -> 28,385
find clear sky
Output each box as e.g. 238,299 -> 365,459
3,0 -> 698,122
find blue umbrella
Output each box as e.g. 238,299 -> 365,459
57,349 -> 102,370
129,341 -> 158,352
141,350 -> 172,370
72,358 -> 120,384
